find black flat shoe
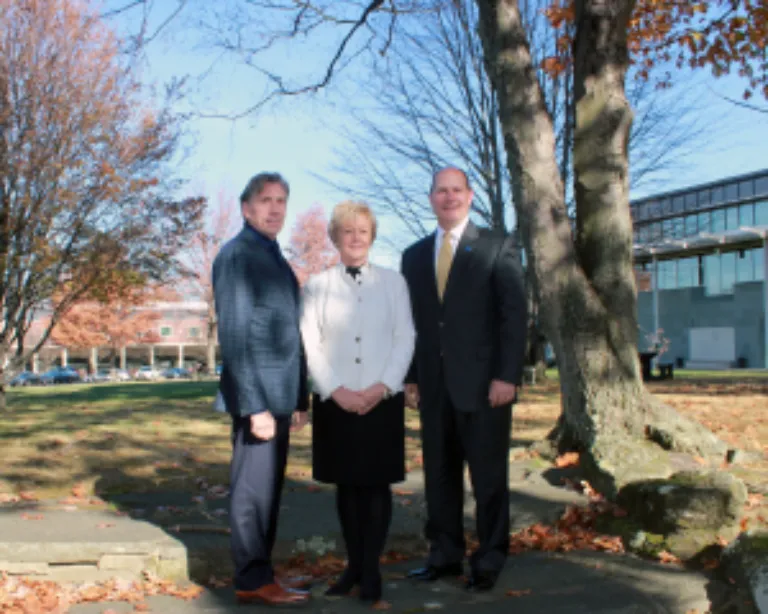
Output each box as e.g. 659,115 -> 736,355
407,563 -> 463,582
324,569 -> 360,597
465,571 -> 498,592
359,576 -> 382,603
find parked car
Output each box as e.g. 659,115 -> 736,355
110,369 -> 131,382
89,370 -> 112,383
134,365 -> 162,381
9,371 -> 42,387
40,366 -> 81,385
163,367 -> 192,379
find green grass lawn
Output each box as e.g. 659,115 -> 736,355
0,380 -> 425,501
1,375 -> 765,505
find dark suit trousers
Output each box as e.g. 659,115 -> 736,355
229,414 -> 291,590
420,385 -> 512,574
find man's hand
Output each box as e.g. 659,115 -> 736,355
291,411 -> 309,432
359,383 -> 389,415
331,387 -> 367,413
250,411 -> 276,440
488,380 -> 517,407
404,383 -> 420,408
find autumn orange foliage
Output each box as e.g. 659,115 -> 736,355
0,0 -> 203,383
543,0 -> 767,99
51,285 -> 175,352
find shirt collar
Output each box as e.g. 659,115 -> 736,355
338,261 -> 371,279
436,216 -> 470,244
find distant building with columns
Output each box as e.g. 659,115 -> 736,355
23,300 -> 217,374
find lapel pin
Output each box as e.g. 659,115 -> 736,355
464,246 -> 472,252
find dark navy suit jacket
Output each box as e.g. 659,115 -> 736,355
213,226 -> 308,416
401,221 -> 527,412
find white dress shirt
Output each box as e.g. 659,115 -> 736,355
434,215 -> 471,272
300,263 -> 416,400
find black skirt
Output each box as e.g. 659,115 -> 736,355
312,392 -> 405,486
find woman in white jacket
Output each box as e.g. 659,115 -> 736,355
300,201 -> 415,604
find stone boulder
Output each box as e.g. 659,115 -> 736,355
722,531 -> 768,614
616,470 -> 748,559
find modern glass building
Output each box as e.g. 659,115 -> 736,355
632,169 -> 768,369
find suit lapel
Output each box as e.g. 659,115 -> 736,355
443,221 -> 479,304
240,231 -> 297,310
419,233 -> 440,309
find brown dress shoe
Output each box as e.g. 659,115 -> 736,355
236,582 -> 310,606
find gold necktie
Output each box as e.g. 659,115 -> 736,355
436,232 -> 454,300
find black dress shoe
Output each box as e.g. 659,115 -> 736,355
407,563 -> 463,582
465,571 -> 498,592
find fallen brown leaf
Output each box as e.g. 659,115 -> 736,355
506,589 -> 533,597
371,600 -> 392,610
20,513 -> 44,520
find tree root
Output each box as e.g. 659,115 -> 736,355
643,396 -> 729,460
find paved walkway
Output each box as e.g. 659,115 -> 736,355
0,462 -> 726,613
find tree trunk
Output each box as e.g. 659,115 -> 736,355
475,0 -> 726,497
206,300 -> 216,375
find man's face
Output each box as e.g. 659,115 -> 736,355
242,182 -> 288,240
429,169 -> 473,230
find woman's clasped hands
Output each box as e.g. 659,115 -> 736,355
331,383 -> 389,415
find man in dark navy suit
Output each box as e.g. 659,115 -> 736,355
401,167 -> 527,592
213,172 -> 310,607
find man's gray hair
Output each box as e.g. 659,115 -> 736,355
429,166 -> 470,193
240,172 -> 290,204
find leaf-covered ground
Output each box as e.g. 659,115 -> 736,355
1,375 -> 765,502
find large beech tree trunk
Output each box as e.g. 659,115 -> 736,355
475,0 -> 726,497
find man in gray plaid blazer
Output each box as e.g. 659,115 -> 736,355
213,172 -> 310,607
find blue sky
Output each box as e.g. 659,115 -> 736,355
111,3 -> 768,269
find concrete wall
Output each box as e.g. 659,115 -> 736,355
637,281 -> 765,368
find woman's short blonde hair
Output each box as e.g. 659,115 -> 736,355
328,201 -> 378,245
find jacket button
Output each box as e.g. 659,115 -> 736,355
355,337 -> 361,342
355,358 -> 361,364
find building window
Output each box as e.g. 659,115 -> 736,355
684,215 -> 698,237
726,206 -> 739,230
658,260 -> 676,289
160,326 -> 172,337
737,250 -> 754,283
710,186 -> 723,205
672,217 -> 685,238
685,193 -> 698,211
188,327 -> 201,339
739,203 -> 754,226
756,200 -> 768,226
698,211 -> 711,233
755,247 -> 765,280
699,189 -> 711,207
662,218 -> 673,239
678,257 -> 699,288
739,179 -> 754,199
721,252 -> 736,294
711,209 -> 726,233
704,254 -> 721,295
673,196 -> 685,213
755,176 -> 768,197
725,183 -> 739,202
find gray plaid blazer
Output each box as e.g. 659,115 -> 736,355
212,227 -> 308,417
